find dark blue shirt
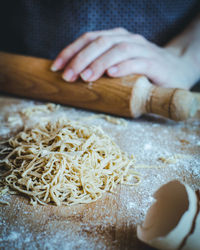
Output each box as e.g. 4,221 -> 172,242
0,0 -> 199,59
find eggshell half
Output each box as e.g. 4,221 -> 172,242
182,209 -> 200,250
137,180 -> 198,250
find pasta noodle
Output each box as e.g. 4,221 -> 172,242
0,118 -> 138,206
81,114 -> 127,126
21,103 -> 60,118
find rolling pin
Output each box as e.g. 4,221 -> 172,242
0,51 -> 198,121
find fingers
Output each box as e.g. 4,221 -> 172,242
62,35 -> 145,81
61,36 -> 123,81
107,59 -> 150,77
51,32 -> 96,72
50,27 -> 156,83
107,58 -> 165,87
51,28 -> 189,89
51,28 -> 129,72
80,43 -> 152,81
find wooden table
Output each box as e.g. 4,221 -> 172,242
0,95 -> 199,250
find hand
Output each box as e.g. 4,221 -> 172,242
51,27 -> 197,89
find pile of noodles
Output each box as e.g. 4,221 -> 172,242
0,118 -> 138,206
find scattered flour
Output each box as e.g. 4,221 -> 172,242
0,95 -> 199,250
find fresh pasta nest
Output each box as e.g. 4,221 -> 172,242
0,118 -> 137,206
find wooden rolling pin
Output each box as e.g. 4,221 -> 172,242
0,51 -> 198,121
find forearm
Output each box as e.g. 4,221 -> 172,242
165,14 -> 200,88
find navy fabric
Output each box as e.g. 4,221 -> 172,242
0,0 -> 199,59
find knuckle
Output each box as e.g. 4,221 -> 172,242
82,31 -> 93,40
117,42 -> 131,52
96,36 -> 108,46
90,61 -> 100,71
70,56 -> 84,72
73,54 -> 83,65
91,60 -> 104,72
131,34 -> 146,41
114,27 -> 127,33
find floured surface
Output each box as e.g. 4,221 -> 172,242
0,95 -> 200,250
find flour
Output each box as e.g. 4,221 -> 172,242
0,95 -> 199,250
143,143 -> 152,151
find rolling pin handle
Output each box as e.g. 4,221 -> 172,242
130,76 -> 198,121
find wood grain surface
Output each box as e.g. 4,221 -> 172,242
0,96 -> 199,250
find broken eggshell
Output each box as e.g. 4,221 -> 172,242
137,180 -> 198,250
182,198 -> 200,250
